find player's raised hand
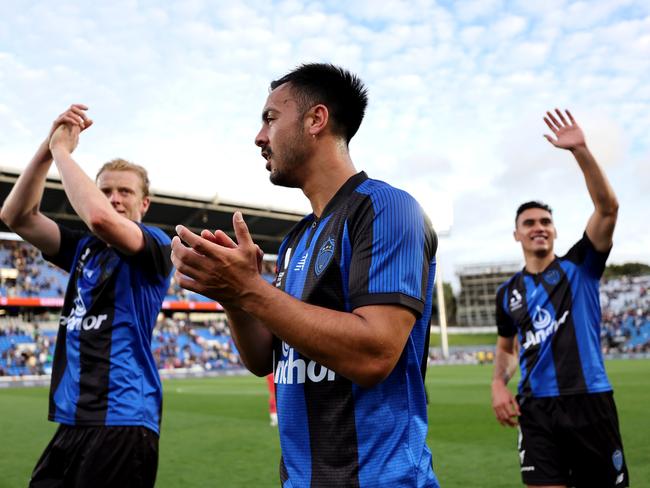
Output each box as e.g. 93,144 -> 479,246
543,108 -> 586,151
49,123 -> 81,154
48,104 -> 93,140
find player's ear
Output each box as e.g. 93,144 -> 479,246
305,104 -> 328,136
513,229 -> 520,242
140,196 -> 151,217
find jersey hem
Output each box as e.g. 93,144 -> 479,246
49,415 -> 160,435
524,386 -> 613,398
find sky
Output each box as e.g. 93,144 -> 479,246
1,0 -> 649,288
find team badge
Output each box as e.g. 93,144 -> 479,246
314,237 -> 335,276
543,269 -> 561,285
612,449 -> 623,471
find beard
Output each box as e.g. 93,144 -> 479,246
268,125 -> 309,189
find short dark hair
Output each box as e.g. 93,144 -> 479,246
515,201 -> 552,224
270,63 -> 368,143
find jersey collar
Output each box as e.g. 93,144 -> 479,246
316,171 -> 368,221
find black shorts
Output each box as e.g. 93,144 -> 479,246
30,425 -> 159,488
517,392 -> 628,487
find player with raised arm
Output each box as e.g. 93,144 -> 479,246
0,105 -> 173,488
171,63 -> 440,487
491,109 -> 628,488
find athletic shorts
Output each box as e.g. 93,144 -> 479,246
517,391 -> 628,487
30,425 -> 159,488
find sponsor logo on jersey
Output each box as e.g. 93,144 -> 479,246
532,305 -> 552,330
59,288 -> 108,331
274,341 -> 336,385
521,306 -> 570,350
314,237 -> 335,276
510,289 -> 523,311
543,269 -> 561,285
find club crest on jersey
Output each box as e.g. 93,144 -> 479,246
543,269 -> 561,285
612,449 -> 623,471
314,237 -> 335,276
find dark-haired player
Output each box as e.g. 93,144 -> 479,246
491,109 -> 628,488
1,105 -> 173,488
172,63 -> 440,487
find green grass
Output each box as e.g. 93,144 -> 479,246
429,332 -> 497,347
1,360 -> 648,487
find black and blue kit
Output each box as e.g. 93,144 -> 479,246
497,234 -> 628,487
272,172 -> 439,488
44,223 -> 173,433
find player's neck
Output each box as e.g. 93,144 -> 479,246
523,251 -> 556,274
302,145 -> 356,217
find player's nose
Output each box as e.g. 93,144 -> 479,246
255,126 -> 268,148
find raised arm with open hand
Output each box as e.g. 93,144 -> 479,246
543,108 -> 618,252
543,108 -> 585,151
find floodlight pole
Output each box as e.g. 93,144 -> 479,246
435,229 -> 450,360
436,261 -> 449,360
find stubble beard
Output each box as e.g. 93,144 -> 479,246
269,126 -> 308,189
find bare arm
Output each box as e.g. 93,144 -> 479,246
222,306 -> 274,376
544,109 -> 619,251
49,124 -> 147,255
491,335 -> 521,427
0,105 -> 91,255
171,214 -> 416,388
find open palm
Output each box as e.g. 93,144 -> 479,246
543,108 -> 585,150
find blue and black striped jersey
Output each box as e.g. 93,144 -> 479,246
272,172 -> 439,488
44,223 -> 173,434
496,233 -> 612,398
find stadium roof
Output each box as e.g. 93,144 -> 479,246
0,167 -> 304,254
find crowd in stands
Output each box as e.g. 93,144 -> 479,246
0,240 -> 67,298
153,317 -> 242,371
600,275 -> 650,354
0,322 -> 54,377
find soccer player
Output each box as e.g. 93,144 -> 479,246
0,105 -> 173,488
171,63 -> 440,487
491,109 -> 628,487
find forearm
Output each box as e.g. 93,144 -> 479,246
0,140 -> 53,228
573,146 -> 619,215
223,306 -> 274,376
51,148 -> 115,230
240,279 -> 399,387
492,347 -> 518,386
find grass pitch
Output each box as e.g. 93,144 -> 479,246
0,360 -> 647,487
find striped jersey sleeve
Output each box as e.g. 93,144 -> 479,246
347,182 -> 436,317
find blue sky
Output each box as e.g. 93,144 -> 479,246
1,0 -> 649,286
